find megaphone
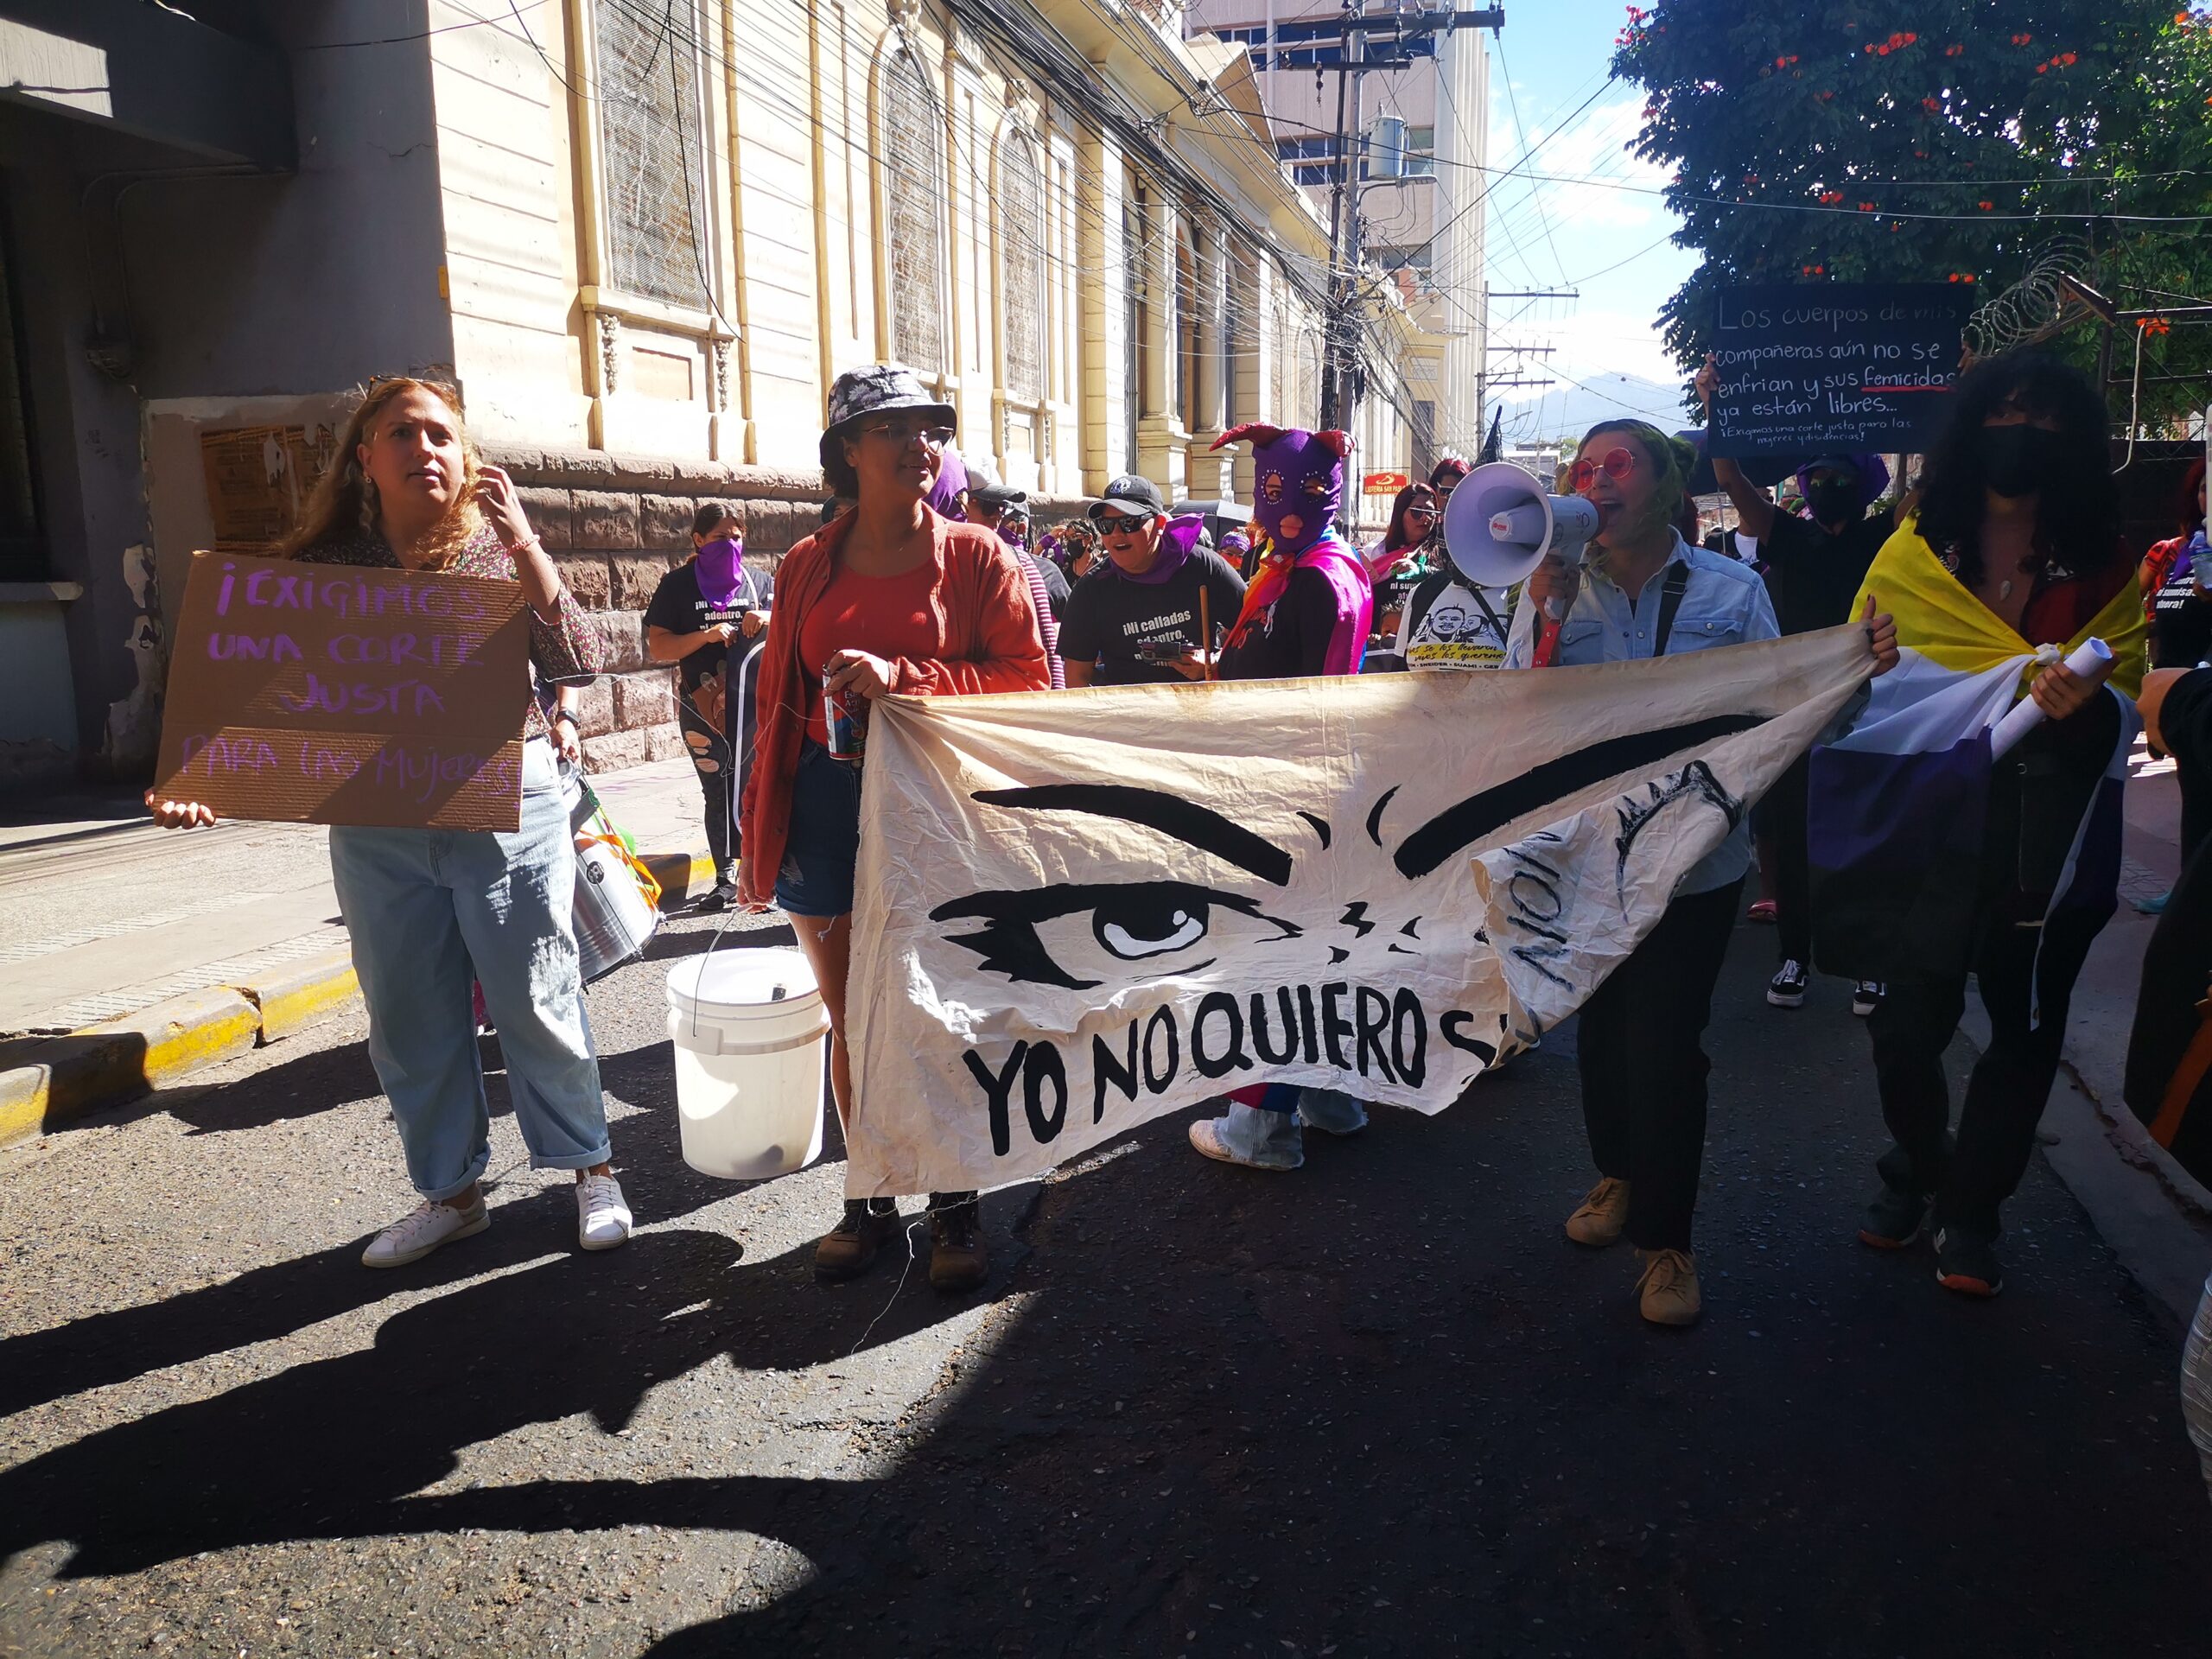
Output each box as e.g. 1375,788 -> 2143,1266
1441,461 -> 1600,591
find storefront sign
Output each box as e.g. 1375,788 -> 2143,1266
1362,471 -> 1412,495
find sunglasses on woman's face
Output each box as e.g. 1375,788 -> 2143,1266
1405,505 -> 1439,522
861,417 -> 955,451
1570,448 -> 1637,492
1094,512 -> 1150,535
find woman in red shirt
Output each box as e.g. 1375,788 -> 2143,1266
739,365 -> 1051,1291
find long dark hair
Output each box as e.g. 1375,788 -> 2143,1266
2173,456 -> 2207,537
1380,483 -> 1440,554
1912,352 -> 2120,588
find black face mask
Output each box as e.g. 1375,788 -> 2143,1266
1805,479 -> 1861,525
1978,423 -> 2064,499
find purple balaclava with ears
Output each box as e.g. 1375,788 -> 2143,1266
1209,423 -> 1351,556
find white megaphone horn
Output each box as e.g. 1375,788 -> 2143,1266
1441,461 -> 1600,591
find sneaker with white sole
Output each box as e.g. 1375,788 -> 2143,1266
1767,960 -> 1808,1008
363,1196 -> 488,1268
575,1173 -> 632,1250
1852,981 -> 1885,1017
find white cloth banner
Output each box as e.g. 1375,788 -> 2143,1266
845,624 -> 1872,1196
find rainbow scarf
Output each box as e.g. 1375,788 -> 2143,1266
1224,533 -> 1373,677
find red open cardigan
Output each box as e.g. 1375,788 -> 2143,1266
739,507 -> 1051,895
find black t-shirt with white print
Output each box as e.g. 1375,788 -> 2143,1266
644,559 -> 764,700
1058,550 -> 1248,685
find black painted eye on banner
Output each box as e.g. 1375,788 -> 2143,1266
930,882 -> 1302,991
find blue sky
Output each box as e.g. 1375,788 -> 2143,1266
1478,2 -> 1700,437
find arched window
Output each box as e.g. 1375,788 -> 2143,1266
1001,132 -> 1046,404
1221,254 -> 1243,429
881,46 -> 946,374
1175,225 -> 1198,435
594,0 -> 709,308
1123,175 -> 1148,470
1268,284 -> 1288,421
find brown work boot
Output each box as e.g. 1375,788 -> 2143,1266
927,1192 -> 988,1293
814,1198 -> 901,1281
1635,1248 -> 1702,1327
1564,1177 -> 1631,1247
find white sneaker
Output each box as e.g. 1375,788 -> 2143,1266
576,1172 -> 632,1250
363,1196 -> 488,1268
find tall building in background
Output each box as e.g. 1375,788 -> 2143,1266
1183,0 -> 1491,467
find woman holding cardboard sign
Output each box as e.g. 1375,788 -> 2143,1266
147,376 -> 633,1268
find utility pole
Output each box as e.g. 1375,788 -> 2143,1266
1319,0 -> 1366,434
1473,283 -> 1574,451
1316,6 -> 1506,434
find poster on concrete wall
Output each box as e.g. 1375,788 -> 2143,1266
197,425 -> 336,551
1707,283 -> 1972,459
151,551 -> 531,830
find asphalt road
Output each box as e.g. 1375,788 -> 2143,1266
2,910 -> 2207,1656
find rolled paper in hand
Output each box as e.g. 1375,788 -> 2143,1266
1987,637 -> 2113,760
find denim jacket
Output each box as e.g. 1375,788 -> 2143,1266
1549,532 -> 1780,894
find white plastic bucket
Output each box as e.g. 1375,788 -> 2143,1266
664,947 -> 830,1180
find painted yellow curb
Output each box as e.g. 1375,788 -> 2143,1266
247,950 -> 361,1045
0,847 -> 711,1150
644,852 -> 720,906
0,1065 -> 51,1148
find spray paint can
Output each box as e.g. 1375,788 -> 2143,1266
823,663 -> 867,762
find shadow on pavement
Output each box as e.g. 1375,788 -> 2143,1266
7,933 -> 2211,1655
0,1222 -> 974,1581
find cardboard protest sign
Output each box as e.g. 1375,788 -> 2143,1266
153,551 -> 532,831
1708,283 -> 1972,458
842,624 -> 1873,1196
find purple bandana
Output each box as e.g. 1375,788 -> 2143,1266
1118,515 -> 1204,585
695,536 -> 744,608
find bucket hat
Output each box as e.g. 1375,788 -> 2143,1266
818,364 -> 957,471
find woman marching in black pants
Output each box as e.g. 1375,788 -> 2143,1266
1844,353 -> 2145,1299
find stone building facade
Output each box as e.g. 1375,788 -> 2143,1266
0,0 -> 1427,791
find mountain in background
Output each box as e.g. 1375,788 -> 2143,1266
1494,371 -> 1694,443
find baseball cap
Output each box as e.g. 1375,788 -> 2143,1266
1088,474 -> 1166,519
969,482 -> 1029,515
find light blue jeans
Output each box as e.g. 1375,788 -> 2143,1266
1210,1090 -> 1370,1170
328,739 -> 610,1200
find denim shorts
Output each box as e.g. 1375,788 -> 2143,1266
774,740 -> 863,917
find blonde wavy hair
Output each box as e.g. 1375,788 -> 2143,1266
275,376 -> 484,565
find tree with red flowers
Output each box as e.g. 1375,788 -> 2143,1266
1615,1 -> 2212,426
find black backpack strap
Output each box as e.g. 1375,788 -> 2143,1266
1652,561 -> 1692,657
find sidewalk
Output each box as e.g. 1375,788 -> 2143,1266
0,759 -> 715,1144
2023,729 -> 2212,1325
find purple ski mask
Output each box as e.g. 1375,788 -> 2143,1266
925,447 -> 970,520
695,536 -> 745,607
1209,423 -> 1351,556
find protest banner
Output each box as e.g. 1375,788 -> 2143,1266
1708,283 -> 1973,458
152,550 -> 533,831
842,624 -> 1874,1195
